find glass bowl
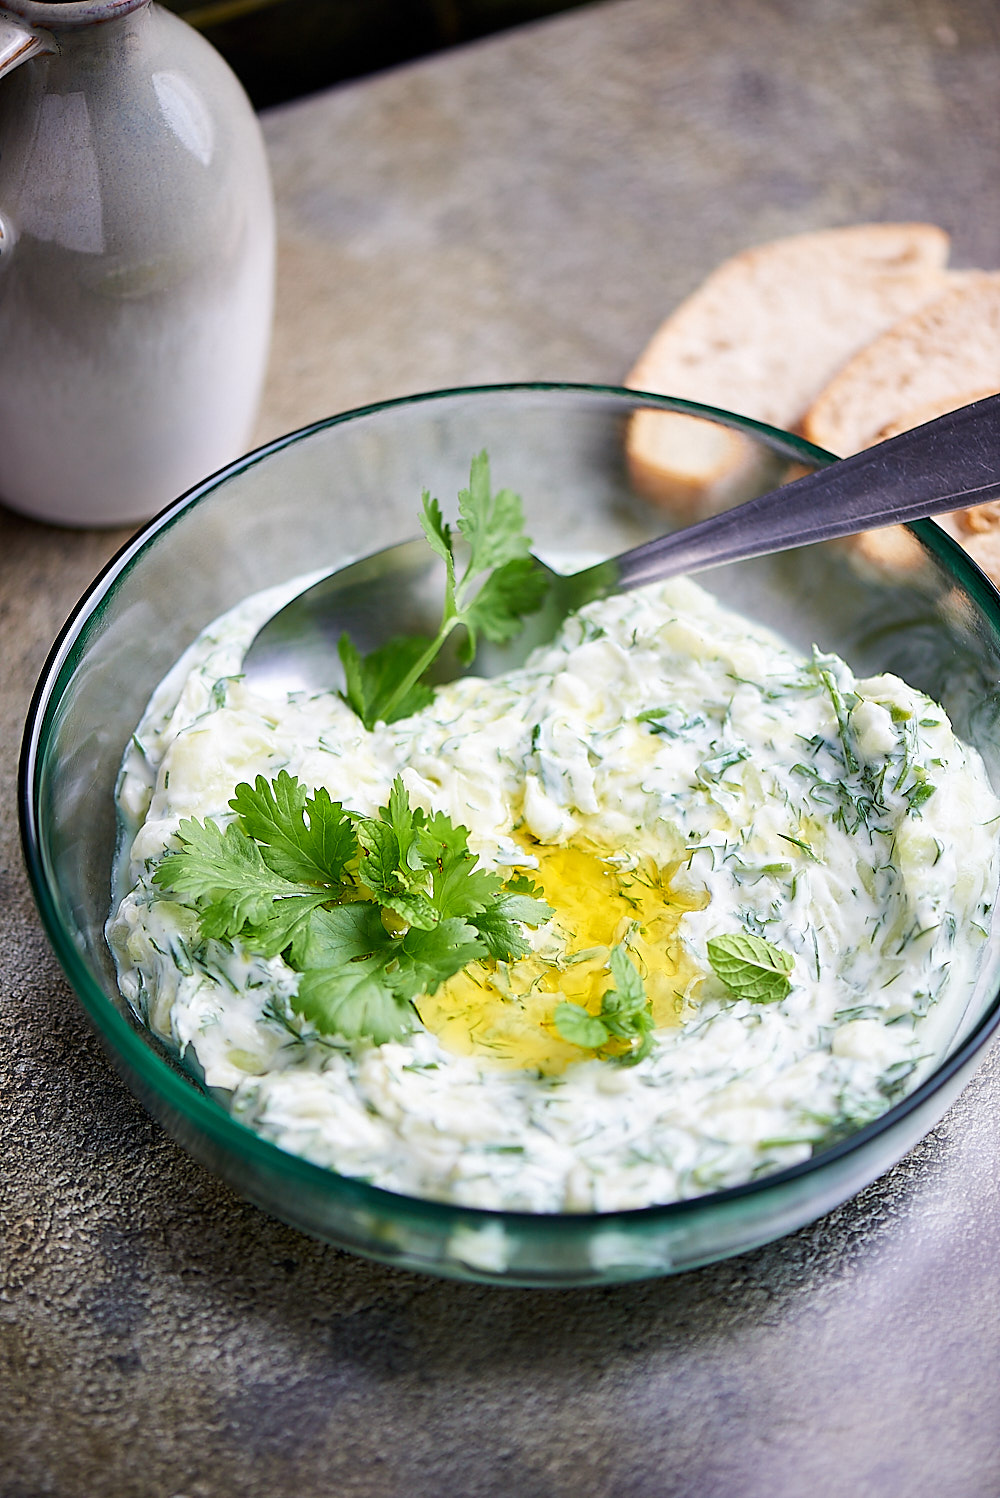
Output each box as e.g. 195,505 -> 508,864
20,383 -> 1000,1287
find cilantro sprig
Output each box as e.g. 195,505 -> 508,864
554,945 -> 655,1065
706,932 -> 794,1005
152,770 -> 551,1044
338,452 -> 549,729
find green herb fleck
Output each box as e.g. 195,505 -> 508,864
813,648 -> 858,774
903,765 -> 936,815
778,832 -> 819,861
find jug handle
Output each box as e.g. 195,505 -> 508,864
0,17 -> 54,82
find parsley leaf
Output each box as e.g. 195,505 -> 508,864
152,817 -> 329,943
152,772 -> 550,1046
339,452 -> 549,728
230,771 -> 357,890
457,451 -> 531,573
459,556 -> 548,664
295,963 -> 414,1046
554,945 -> 655,1064
706,932 -> 794,1004
338,633 -> 435,731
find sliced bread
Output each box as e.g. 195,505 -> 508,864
801,272 -> 1000,455
625,222 -> 955,518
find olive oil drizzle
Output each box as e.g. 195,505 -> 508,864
416,837 -> 706,1073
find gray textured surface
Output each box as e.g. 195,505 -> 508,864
4,1 -> 1000,1493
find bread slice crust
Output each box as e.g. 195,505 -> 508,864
802,272 -> 1000,456
625,223 -> 954,518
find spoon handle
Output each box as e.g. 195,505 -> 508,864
611,392 -> 1000,592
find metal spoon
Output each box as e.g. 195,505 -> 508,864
243,392 -> 1000,698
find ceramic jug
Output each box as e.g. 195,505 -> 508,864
0,0 -> 275,526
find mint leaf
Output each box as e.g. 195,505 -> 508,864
553,1001 -> 611,1050
354,814 -> 437,930
554,944 -> 654,1064
598,946 -> 655,1063
706,932 -> 794,1004
602,943 -> 649,1019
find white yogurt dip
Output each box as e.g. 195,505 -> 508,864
107,574 -> 1000,1213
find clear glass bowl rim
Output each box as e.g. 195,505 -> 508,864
18,379 -> 1000,1242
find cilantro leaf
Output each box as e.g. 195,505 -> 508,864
298,901 -> 391,968
390,919 -> 486,1001
339,453 -> 549,728
419,810 -> 504,917
457,452 -> 532,574
297,902 -> 482,1013
239,893 -> 333,962
419,491 -> 456,572
458,556 -> 550,664
706,932 -> 794,1004
381,775 -> 427,872
471,886 -> 553,962
491,887 -> 552,926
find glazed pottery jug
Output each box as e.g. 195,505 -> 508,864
0,0 -> 275,526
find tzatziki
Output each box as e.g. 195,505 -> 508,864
107,574 -> 1000,1213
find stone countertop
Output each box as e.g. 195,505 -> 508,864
3,1 -> 1000,1493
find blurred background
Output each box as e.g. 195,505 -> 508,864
162,0 -> 596,107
